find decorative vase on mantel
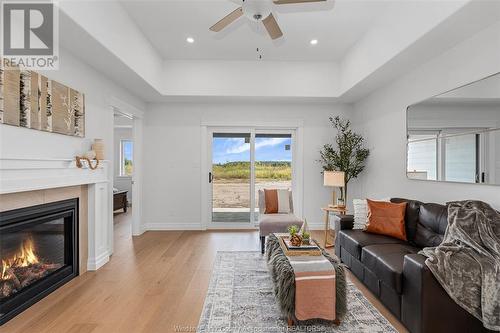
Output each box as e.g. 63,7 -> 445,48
92,139 -> 104,160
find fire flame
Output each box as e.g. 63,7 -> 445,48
1,238 -> 39,280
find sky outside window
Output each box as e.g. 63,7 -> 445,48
212,137 -> 292,164
122,141 -> 133,176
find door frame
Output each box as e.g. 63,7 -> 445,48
201,121 -> 304,230
109,97 -> 145,257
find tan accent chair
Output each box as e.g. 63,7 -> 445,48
258,189 -> 303,253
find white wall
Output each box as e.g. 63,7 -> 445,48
113,127 -> 133,202
142,102 -> 352,230
351,22 -> 500,210
59,1 -> 164,91
163,60 -> 339,98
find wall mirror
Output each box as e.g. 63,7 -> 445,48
406,73 -> 500,185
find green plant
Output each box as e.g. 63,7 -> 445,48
318,116 -> 370,203
301,231 -> 310,240
287,225 -> 300,236
212,161 -> 291,180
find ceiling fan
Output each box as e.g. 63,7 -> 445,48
209,0 -> 327,40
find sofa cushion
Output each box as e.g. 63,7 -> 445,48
361,244 -> 420,293
414,203 -> 447,248
338,230 -> 406,260
258,214 -> 303,236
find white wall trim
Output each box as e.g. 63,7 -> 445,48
143,222 -> 204,231
208,223 -> 258,230
200,125 -> 209,230
109,96 -> 146,241
307,222 -> 327,231
0,158 -> 109,194
200,119 -> 304,128
294,127 -> 304,219
131,117 -> 144,236
108,96 -> 145,119
87,181 -> 111,271
87,250 -> 110,271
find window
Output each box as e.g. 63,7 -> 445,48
120,140 -> 133,176
444,134 -> 477,183
407,132 -> 438,180
408,129 -> 485,183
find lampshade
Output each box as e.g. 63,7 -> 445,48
323,171 -> 345,187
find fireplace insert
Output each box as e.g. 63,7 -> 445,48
0,199 -> 79,325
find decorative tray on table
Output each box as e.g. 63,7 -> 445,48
277,235 -> 322,256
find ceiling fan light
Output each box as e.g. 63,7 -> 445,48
186,37 -> 195,43
310,39 -> 318,45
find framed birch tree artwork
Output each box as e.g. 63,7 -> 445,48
0,66 -> 85,137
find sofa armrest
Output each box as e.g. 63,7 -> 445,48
403,253 -> 443,333
331,214 -> 354,231
402,254 -> 483,333
332,214 -> 353,259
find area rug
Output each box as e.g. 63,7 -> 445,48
197,251 -> 397,333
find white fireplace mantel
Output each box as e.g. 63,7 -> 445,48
0,157 -> 111,271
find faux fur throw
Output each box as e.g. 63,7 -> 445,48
265,234 -> 347,323
419,200 -> 500,331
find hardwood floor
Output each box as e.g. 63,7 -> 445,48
1,213 -> 408,333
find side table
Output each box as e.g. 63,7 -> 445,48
321,206 -> 348,248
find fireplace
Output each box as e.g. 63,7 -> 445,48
0,199 -> 79,325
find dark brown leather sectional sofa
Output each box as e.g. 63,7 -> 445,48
333,198 -> 492,333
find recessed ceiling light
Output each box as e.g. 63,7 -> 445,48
186,37 -> 195,44
310,39 -> 318,45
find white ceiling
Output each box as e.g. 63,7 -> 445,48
57,0 -> 500,101
120,0 -> 391,61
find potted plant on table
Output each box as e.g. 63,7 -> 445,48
301,231 -> 311,245
287,225 -> 302,247
318,116 -> 370,206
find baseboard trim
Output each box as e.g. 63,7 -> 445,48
133,224 -> 146,236
141,222 -> 324,231
207,225 -> 258,230
143,223 -> 204,231
87,251 -> 110,271
307,223 -> 326,231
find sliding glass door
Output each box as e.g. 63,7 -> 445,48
209,129 -> 294,225
211,133 -> 251,222
254,133 -> 292,222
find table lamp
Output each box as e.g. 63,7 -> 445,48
323,171 -> 345,208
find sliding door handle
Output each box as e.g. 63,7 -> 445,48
209,172 -> 213,183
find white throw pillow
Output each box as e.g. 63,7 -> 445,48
353,198 -> 390,229
277,189 -> 291,214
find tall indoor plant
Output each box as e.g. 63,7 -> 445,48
318,116 -> 370,205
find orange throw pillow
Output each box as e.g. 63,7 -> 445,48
264,189 -> 278,214
364,199 -> 407,241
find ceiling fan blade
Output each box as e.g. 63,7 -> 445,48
273,0 -> 326,4
209,7 -> 243,32
262,13 -> 283,40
